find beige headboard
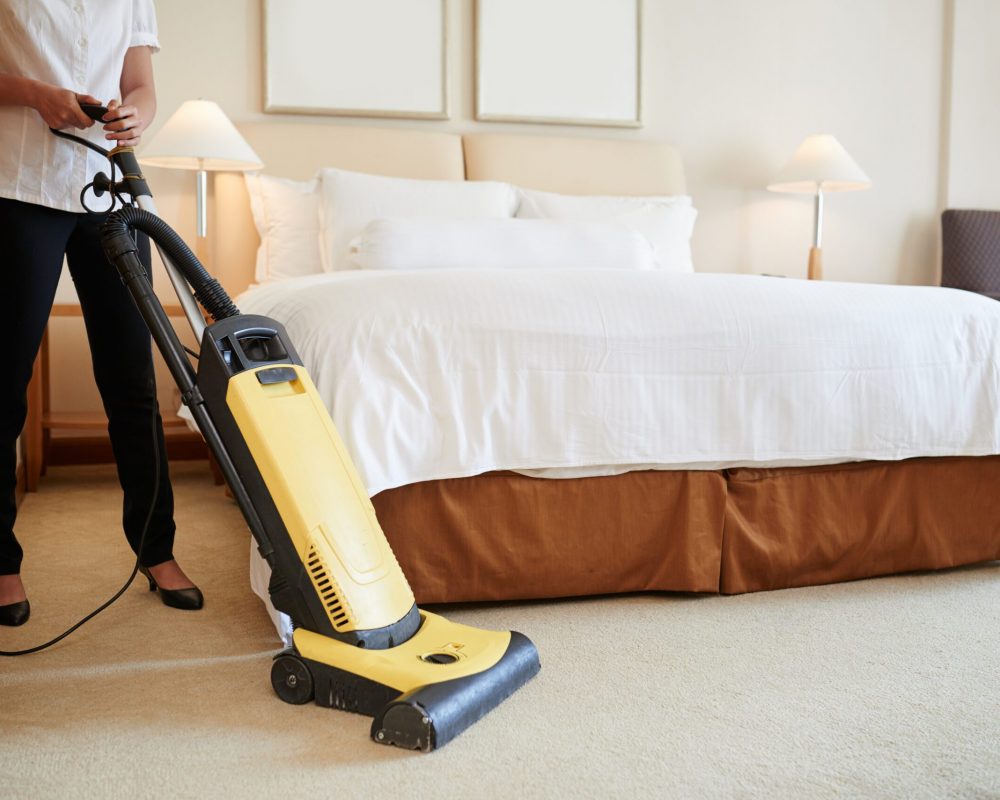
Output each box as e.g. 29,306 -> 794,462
463,133 -> 685,196
213,122 -> 686,296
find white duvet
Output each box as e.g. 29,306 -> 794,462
236,270 -> 1000,495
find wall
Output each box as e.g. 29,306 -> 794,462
946,0 -> 1000,210
139,0 -> 949,284
46,0 -> 997,418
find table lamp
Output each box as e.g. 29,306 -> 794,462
767,134 -> 871,280
140,99 -> 262,260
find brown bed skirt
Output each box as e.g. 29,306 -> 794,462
372,457 -> 1000,604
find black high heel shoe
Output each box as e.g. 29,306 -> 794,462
139,567 -> 204,611
0,599 -> 30,627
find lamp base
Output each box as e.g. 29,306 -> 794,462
807,246 -> 823,281
195,234 -> 210,267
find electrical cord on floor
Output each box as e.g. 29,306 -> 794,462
0,400 -> 161,656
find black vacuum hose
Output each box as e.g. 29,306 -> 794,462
101,206 -> 240,321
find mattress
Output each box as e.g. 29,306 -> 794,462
236,270 -> 1000,494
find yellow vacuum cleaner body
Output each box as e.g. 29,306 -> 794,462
226,362 -> 537,748
226,364 -> 415,634
99,193 -> 539,752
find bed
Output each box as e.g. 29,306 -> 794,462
205,122 -> 1000,625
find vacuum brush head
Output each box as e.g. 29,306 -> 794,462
284,614 -> 540,752
372,631 -> 540,751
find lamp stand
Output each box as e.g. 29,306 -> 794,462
808,188 -> 824,280
194,162 -> 209,265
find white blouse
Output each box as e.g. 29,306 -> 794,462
0,0 -> 159,212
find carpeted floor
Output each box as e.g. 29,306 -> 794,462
1,464 -> 998,799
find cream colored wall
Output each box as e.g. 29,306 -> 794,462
46,0 -> 997,418
140,0 -> 952,284
947,0 -> 1000,210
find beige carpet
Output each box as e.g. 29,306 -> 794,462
1,464 -> 998,799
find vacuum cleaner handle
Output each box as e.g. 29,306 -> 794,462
110,147 -> 209,342
49,120 -> 209,341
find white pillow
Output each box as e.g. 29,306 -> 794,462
245,172 -> 323,283
516,188 -> 698,272
349,218 -> 659,271
319,168 -> 518,272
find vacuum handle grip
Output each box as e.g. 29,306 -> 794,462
79,103 -> 109,122
109,147 -> 151,200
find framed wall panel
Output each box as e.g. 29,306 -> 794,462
264,0 -> 448,120
475,0 -> 641,128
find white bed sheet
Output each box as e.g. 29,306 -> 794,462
233,270 -> 1000,496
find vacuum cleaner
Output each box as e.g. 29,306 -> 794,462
53,113 -> 539,751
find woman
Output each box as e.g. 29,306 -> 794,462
0,0 -> 202,627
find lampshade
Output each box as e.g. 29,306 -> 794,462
767,134 -> 871,194
140,100 -> 262,171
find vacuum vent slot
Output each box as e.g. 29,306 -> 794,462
306,547 -> 353,632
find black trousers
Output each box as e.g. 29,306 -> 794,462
0,197 -> 176,575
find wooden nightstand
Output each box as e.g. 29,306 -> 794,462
22,303 -> 208,491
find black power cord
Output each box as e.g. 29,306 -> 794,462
49,128 -> 124,215
0,399 -> 161,656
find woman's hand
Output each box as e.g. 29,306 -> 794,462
32,84 -> 99,129
102,99 -> 145,147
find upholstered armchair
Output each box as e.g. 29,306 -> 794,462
941,209 -> 1000,300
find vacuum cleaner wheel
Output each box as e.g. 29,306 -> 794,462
271,652 -> 315,705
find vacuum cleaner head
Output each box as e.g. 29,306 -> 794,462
371,631 -> 539,750
281,614 -> 539,751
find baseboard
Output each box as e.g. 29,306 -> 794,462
47,431 -> 208,466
